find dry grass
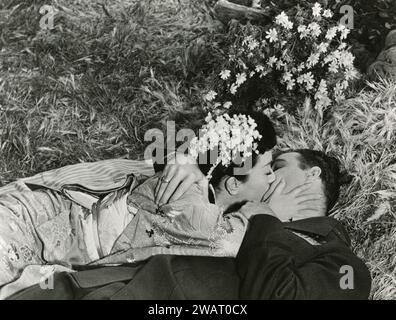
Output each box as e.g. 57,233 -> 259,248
0,0 -> 395,299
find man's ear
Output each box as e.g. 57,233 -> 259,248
224,176 -> 241,195
306,166 -> 322,180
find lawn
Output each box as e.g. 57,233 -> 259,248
0,0 -> 395,299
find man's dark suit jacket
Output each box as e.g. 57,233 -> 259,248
10,215 -> 371,300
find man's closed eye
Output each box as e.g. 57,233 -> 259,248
272,164 -> 282,171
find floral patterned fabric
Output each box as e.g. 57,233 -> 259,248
0,186 -> 93,289
0,159 -> 154,298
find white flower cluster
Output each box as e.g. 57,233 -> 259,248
262,103 -> 285,118
275,11 -> 293,30
189,113 -> 262,179
205,2 -> 359,114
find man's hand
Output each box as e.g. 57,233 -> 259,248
154,153 -> 207,205
265,178 -> 326,222
239,201 -> 276,220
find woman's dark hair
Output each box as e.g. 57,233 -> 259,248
199,111 -> 277,188
293,149 -> 353,213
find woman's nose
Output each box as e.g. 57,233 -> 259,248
268,169 -> 276,183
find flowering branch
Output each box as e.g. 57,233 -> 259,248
189,113 -> 262,179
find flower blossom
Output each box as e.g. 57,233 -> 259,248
345,68 -> 358,81
230,84 -> 238,95
297,72 -> 315,91
204,90 -> 217,101
339,25 -> 350,40
307,53 -> 320,67
286,78 -> 296,90
338,42 -> 347,50
308,22 -> 321,37
317,42 -> 329,53
219,69 -> 231,80
314,79 -> 331,109
282,72 -> 293,83
329,61 -> 339,73
334,82 -> 346,103
255,65 -> 264,73
326,27 -> 338,40
275,11 -> 293,30
312,3 -> 322,17
297,63 -> 305,72
266,28 -> 279,43
339,51 -> 355,68
298,25 -> 309,39
235,72 -> 247,86
267,56 -> 278,67
223,101 -> 232,109
276,60 -> 286,70
323,9 -> 333,18
247,39 -> 259,51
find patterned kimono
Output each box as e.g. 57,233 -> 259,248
0,159 -> 154,298
93,175 -> 248,265
0,159 -> 247,298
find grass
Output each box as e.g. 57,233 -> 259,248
0,0 -> 219,183
0,0 -> 395,299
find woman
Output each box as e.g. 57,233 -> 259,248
0,111 -> 279,296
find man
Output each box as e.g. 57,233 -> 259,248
235,149 -> 370,299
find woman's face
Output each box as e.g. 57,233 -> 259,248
271,152 -> 308,193
237,151 -> 276,202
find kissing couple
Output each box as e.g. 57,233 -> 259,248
0,110 -> 371,299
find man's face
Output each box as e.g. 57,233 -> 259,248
237,151 -> 276,201
271,152 -> 308,193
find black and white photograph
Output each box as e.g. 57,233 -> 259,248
0,0 -> 395,304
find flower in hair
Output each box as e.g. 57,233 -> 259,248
189,113 -> 262,179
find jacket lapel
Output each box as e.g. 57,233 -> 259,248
283,217 -> 351,246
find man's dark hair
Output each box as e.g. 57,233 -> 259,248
293,149 -> 352,213
199,111 -> 277,188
